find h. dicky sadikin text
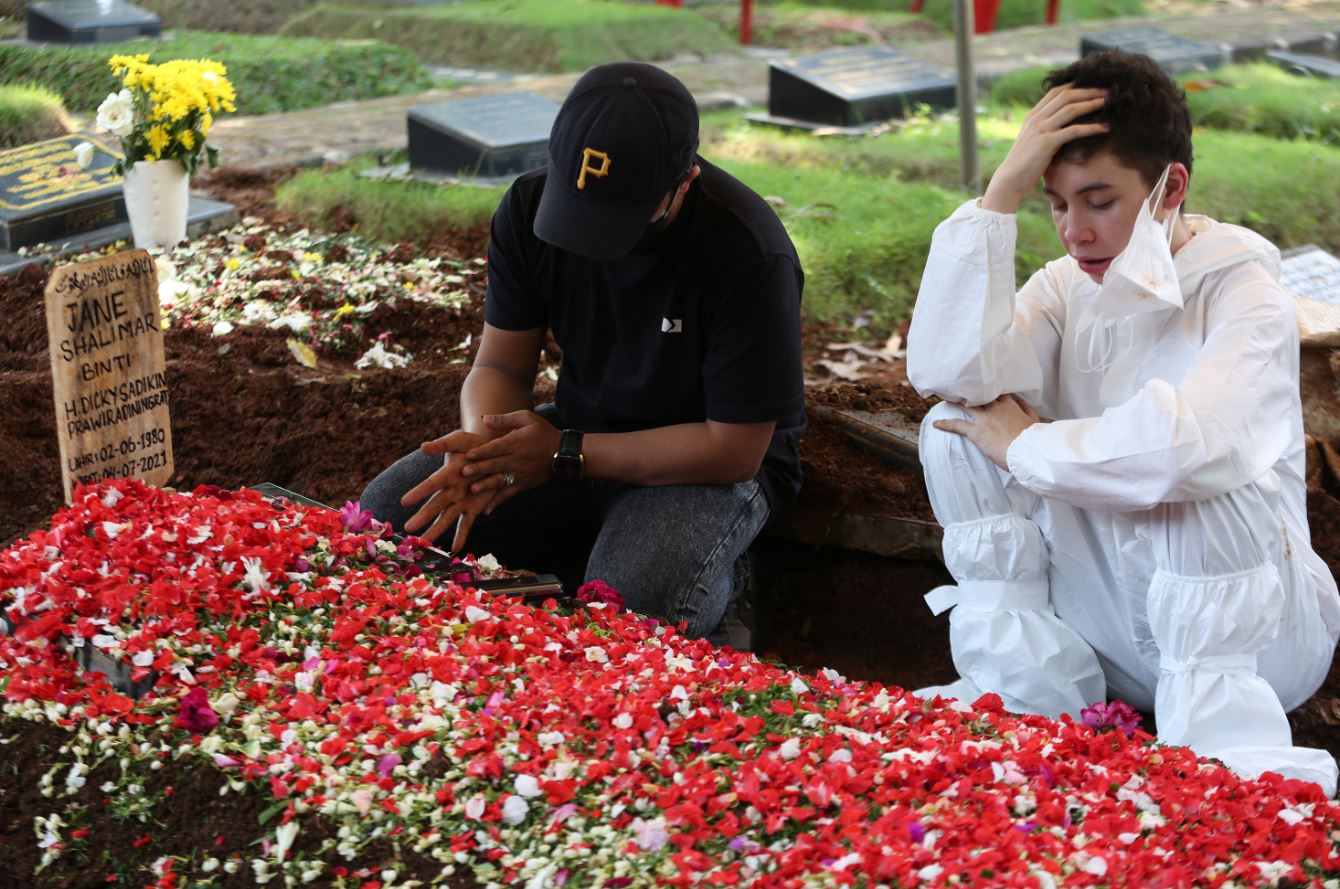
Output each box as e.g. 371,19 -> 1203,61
50,252 -> 154,295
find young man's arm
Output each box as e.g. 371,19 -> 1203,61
401,323 -> 545,548
462,249 -> 802,511
907,86 -> 1106,409
458,324 -> 545,439
459,413 -> 774,494
1002,265 -> 1302,512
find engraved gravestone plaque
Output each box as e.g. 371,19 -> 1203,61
1080,26 -> 1227,73
768,46 -> 957,127
26,0 -> 161,44
1282,245 -> 1340,303
44,249 -> 174,503
0,134 -> 127,251
407,92 -> 558,178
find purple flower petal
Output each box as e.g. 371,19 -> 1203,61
376,753 -> 401,778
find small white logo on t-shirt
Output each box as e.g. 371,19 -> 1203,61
661,317 -> 683,334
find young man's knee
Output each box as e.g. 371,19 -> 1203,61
919,401 -> 975,460
359,474 -> 403,523
359,450 -> 439,531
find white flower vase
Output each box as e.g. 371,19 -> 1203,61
122,159 -> 189,251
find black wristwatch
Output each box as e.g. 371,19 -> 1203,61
552,428 -> 585,480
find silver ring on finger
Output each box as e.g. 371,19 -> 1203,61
501,471 -> 516,488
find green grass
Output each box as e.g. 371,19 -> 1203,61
275,105 -> 1340,330
768,0 -> 921,10
705,111 -> 1056,324
0,31 -> 432,116
274,166 -> 505,243
705,108 -> 1340,322
0,0 -> 320,34
1184,63 -> 1340,145
918,0 -> 1145,31
987,63 -> 1053,106
992,62 -> 1340,146
131,0 -> 319,34
279,0 -> 737,72
690,2 -> 944,49
1190,130 -> 1340,251
0,82 -> 68,148
719,159 -> 1060,327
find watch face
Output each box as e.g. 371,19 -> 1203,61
553,454 -> 583,480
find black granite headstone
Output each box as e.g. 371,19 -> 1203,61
768,47 -> 957,127
26,0 -> 161,44
407,92 -> 558,178
0,134 -> 128,251
1081,26 -> 1226,74
1268,50 -> 1340,79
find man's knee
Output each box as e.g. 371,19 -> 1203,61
359,450 -> 440,532
919,401 -> 976,467
587,482 -> 766,638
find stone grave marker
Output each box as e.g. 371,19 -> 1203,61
26,0 -> 161,44
407,92 -> 558,178
767,46 -> 957,127
1282,245 -> 1340,303
1081,26 -> 1227,73
1268,50 -> 1340,79
0,134 -> 127,251
44,249 -> 174,503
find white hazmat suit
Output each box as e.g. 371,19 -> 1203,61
907,199 -> 1340,794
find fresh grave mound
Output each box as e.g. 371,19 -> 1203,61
0,222 -> 488,547
0,219 -> 940,547
4,481 -> 1340,888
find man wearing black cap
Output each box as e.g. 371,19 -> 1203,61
359,62 -> 805,643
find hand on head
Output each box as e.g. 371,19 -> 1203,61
982,85 -> 1110,215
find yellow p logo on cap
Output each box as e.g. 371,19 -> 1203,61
577,147 -> 611,190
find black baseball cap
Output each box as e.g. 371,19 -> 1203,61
534,62 -> 699,262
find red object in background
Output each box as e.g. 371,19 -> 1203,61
973,0 -> 1000,33
655,0 -> 683,6
741,0 -> 753,45
907,0 -> 1059,31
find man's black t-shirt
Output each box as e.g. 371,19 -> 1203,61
484,158 -> 806,510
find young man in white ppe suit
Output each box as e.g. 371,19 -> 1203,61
907,50 -> 1340,793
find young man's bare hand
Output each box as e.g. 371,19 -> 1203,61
461,411 -> 565,512
981,85 -> 1110,214
401,430 -> 494,551
932,395 -> 1042,469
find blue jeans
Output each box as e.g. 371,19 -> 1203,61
359,448 -> 769,640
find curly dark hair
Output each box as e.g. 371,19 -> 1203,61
1042,50 -> 1193,187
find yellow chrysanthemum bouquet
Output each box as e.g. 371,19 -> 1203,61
96,54 -> 237,176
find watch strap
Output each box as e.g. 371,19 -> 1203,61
552,428 -> 585,479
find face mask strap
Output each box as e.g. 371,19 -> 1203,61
1147,164 -> 1179,242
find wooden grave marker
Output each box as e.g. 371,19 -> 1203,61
44,249 -> 173,501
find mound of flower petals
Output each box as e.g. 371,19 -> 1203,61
3,481 -> 1339,887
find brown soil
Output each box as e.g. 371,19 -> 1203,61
0,717 -> 470,888
3,172 -> 1340,883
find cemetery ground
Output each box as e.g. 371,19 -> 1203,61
6,3 -> 1340,885
5,141 -> 1340,882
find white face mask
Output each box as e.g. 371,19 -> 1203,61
1091,163 -> 1182,315
1074,164 -> 1182,384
